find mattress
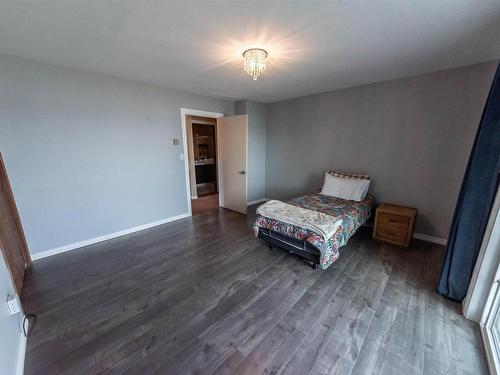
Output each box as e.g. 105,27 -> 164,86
253,193 -> 374,269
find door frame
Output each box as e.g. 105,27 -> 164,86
480,263 -> 500,375
0,152 -> 31,295
464,187 -> 500,321
180,108 -> 224,216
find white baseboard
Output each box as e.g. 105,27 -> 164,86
16,320 -> 27,375
247,198 -> 269,206
31,213 -> 191,260
413,232 -> 447,246
29,208 -> 446,261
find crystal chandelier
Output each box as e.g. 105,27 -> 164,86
243,48 -> 268,80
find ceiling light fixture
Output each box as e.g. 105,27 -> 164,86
243,48 -> 267,80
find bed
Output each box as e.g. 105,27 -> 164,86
253,193 -> 374,269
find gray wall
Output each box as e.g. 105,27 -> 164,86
265,62 -> 498,238
0,255 -> 23,375
235,100 -> 266,202
1,52 -> 496,254
0,54 -> 234,255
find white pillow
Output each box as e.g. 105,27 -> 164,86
320,172 -> 370,201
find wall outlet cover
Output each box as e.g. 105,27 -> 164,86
6,295 -> 20,315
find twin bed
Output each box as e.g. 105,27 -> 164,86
253,171 -> 374,269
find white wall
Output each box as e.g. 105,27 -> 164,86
0,53 -> 234,256
0,255 -> 24,375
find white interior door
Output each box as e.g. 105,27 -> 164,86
217,115 -> 248,214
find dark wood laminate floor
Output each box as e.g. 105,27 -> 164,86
192,193 -> 219,215
22,207 -> 487,375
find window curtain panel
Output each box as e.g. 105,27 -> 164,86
437,62 -> 500,302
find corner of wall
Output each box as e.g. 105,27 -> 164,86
235,99 -> 267,202
234,100 -> 247,115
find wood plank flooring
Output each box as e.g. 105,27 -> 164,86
21,207 -> 487,375
192,193 -> 219,215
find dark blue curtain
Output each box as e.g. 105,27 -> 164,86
438,63 -> 500,302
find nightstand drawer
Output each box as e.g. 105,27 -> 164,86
378,213 -> 409,227
375,225 -> 408,243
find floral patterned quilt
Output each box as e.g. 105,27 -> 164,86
253,193 -> 374,269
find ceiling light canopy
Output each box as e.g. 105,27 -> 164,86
243,48 -> 267,80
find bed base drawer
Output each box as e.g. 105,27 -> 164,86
257,228 -> 320,269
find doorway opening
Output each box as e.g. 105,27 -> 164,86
186,115 -> 219,214
181,108 -> 248,217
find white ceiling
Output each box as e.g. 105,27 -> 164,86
0,1 -> 499,103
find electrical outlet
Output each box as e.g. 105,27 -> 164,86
6,295 -> 20,315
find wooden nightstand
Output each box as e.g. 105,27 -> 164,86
373,204 -> 417,247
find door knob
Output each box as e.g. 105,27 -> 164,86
238,171 -> 247,175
